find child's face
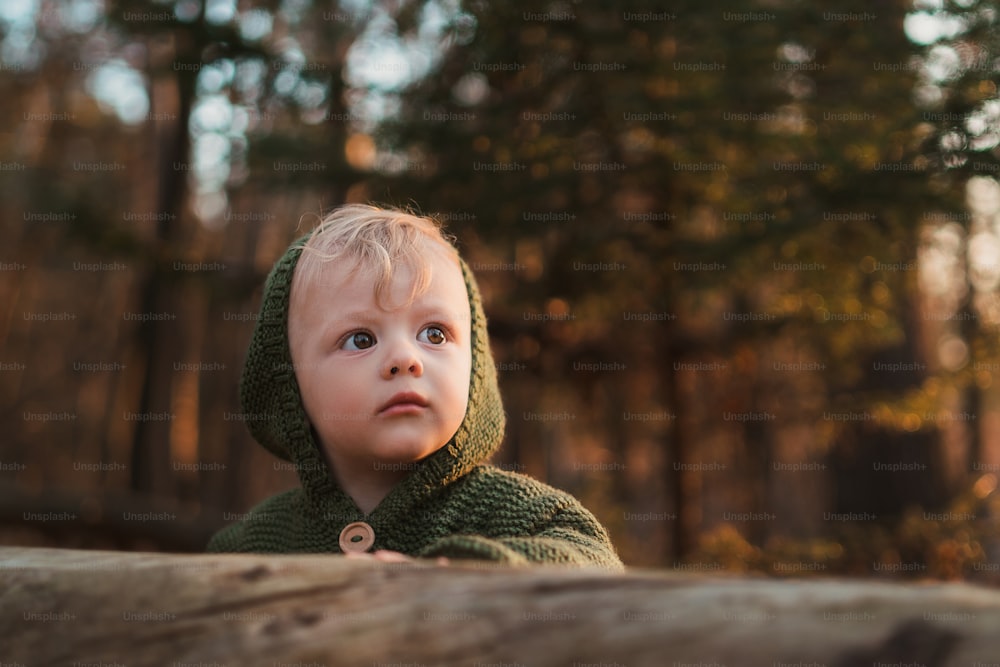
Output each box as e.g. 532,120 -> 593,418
288,244 -> 472,478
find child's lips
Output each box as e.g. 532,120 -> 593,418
377,392 -> 429,416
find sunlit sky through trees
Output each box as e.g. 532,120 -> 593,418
0,0 -> 467,218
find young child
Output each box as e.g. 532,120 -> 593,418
207,204 -> 622,569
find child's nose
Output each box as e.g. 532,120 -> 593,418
382,341 -> 424,379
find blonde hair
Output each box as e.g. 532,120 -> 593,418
292,203 -> 460,309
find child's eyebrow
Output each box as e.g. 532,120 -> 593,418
408,302 -> 470,322
329,307 -> 463,326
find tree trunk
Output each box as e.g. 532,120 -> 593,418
129,18 -> 198,497
3,546 -> 998,666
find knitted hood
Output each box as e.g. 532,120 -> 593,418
238,237 -> 507,515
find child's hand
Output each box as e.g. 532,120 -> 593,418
344,549 -> 449,565
371,549 -> 412,563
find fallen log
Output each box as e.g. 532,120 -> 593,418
2,546 -> 999,666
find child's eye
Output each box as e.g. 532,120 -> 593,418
342,331 -> 376,350
418,326 -> 447,345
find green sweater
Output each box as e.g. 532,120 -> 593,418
206,238 -> 623,569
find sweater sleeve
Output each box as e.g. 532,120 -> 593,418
418,505 -> 624,571
205,522 -> 244,552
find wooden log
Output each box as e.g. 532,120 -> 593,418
2,546 -> 1000,666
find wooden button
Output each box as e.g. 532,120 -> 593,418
339,521 -> 375,553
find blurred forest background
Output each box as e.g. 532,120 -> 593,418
5,0 -> 1000,577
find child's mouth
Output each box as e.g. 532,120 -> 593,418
378,391 -> 430,416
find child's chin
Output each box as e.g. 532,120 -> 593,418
374,440 -> 448,465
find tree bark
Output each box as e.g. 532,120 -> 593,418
3,546 -> 999,666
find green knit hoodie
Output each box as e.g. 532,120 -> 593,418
206,237 -> 623,569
